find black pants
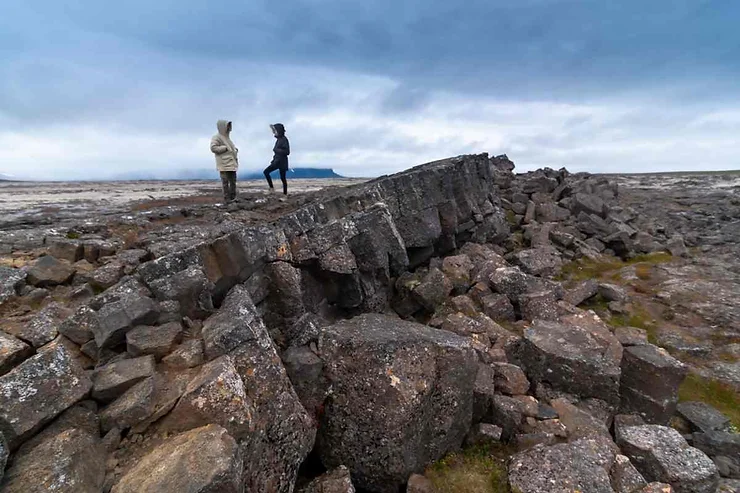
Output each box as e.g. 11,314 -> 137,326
264,163 -> 288,194
219,171 -> 237,201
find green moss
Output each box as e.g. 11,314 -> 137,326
679,373 -> 740,428
557,252 -> 673,282
608,306 -> 659,345
505,209 -> 518,226
427,444 -> 512,493
66,231 -> 81,239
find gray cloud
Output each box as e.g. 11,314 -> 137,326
1,0 -> 739,180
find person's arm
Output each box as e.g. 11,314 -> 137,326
274,137 -> 290,156
210,137 -> 229,154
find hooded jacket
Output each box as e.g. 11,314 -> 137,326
270,123 -> 290,171
210,120 -> 239,172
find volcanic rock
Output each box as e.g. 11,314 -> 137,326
510,316 -> 622,404
317,313 -> 477,493
617,424 -> 718,493
26,256 -> 76,287
0,340 -> 92,450
508,438 -> 617,493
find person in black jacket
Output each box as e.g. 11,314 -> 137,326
264,123 -> 290,195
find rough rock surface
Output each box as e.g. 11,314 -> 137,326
620,345 -> 687,424
1,427 -> 105,493
217,285 -> 316,493
162,355 -> 253,439
111,424 -> 243,493
0,267 -> 26,305
617,424 -> 719,493
0,332 -> 32,376
317,313 -> 478,493
0,340 -> 92,450
26,255 -> 76,287
511,316 -> 622,404
508,438 -> 618,493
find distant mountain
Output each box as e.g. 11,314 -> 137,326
242,168 -> 343,179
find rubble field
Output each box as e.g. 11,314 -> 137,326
0,156 -> 738,493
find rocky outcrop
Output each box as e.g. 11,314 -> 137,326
1,154 -> 736,493
317,314 -> 478,493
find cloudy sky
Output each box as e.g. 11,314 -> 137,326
1,0 -> 739,180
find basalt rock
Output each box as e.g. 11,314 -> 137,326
0,339 -> 92,450
26,256 -> 76,287
317,314 -> 477,493
510,314 -> 622,405
617,424 -> 719,493
508,437 -> 618,493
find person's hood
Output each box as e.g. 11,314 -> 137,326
270,123 -> 286,136
217,120 -> 231,136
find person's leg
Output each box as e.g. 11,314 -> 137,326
279,168 -> 288,195
228,171 -> 237,200
219,172 -> 230,202
263,163 -> 278,190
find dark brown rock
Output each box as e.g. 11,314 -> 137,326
26,255 -> 76,287
317,314 -> 477,493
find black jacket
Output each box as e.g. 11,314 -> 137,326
271,123 -> 290,170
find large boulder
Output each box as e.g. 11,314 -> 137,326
619,345 -> 687,424
508,438 -> 618,493
209,285 -> 315,492
111,425 -> 243,493
317,314 -> 478,493
0,340 -> 92,450
510,314 -> 622,404
26,256 -> 76,287
0,427 -> 105,493
617,424 -> 719,493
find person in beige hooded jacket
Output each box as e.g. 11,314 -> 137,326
210,120 -> 239,202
